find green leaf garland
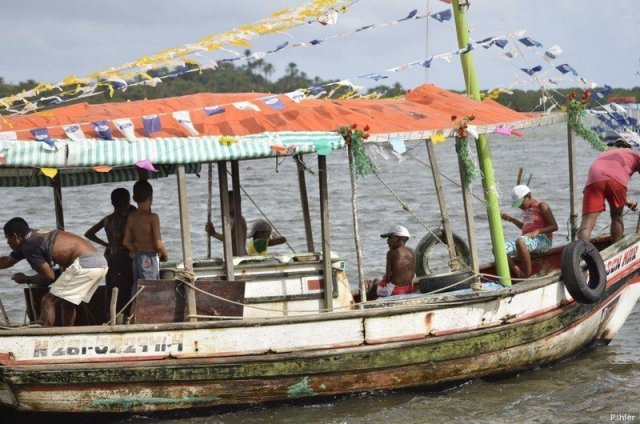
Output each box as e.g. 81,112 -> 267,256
338,125 -> 377,177
567,98 -> 608,152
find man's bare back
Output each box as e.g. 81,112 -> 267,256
50,231 -> 97,267
386,245 -> 415,286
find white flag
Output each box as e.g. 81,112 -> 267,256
173,111 -> 199,136
113,118 -> 138,142
62,124 -> 85,141
232,101 -> 260,112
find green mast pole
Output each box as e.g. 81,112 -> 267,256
452,0 -> 511,286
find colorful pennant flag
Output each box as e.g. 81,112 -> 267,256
113,118 -> 137,142
41,168 -> 58,178
62,124 -> 85,141
232,101 -> 260,112
172,111 -> 199,136
556,64 -> 578,76
204,105 -> 225,116
518,37 -> 543,48
520,65 -> 543,76
0,131 -> 17,141
31,127 -> 56,150
261,96 -> 285,110
430,9 -> 452,22
92,121 -> 113,140
136,160 -> 158,172
284,91 -> 306,103
142,114 -> 162,136
389,137 -> 407,154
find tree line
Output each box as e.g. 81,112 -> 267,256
1,50 -> 638,113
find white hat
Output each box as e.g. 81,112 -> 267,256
510,185 -> 531,208
247,219 -> 272,238
380,225 -> 411,239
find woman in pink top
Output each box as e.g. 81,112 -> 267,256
579,143 -> 640,243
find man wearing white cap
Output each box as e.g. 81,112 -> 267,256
501,185 -> 558,279
367,224 -> 416,298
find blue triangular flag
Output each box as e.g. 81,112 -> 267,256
204,105 -> 226,116
261,96 -> 285,110
356,25 -> 374,32
431,9 -> 452,22
360,73 -> 388,81
31,127 -> 56,149
518,37 -> 543,48
309,86 -> 326,96
591,84 -> 613,100
269,41 -> 289,53
494,39 -> 508,49
92,121 -> 113,140
309,39 -> 323,45
556,64 -> 578,76
142,115 -> 162,136
398,9 -> 418,22
520,65 -> 543,76
420,58 -> 433,68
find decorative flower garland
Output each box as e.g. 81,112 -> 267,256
338,124 -> 377,177
451,114 -> 479,187
566,91 -> 608,152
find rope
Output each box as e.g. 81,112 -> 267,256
372,170 -> 446,245
225,169 -> 297,253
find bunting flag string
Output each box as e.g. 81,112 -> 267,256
2,6 -> 455,116
0,0 -> 356,115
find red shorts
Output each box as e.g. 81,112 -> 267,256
582,179 -> 627,214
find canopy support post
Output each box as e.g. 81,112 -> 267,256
347,146 -> 367,303
453,0 -> 511,286
567,123 -> 578,241
0,297 -> 9,326
218,161 -> 235,281
177,165 -> 197,322
231,161 -> 243,255
295,154 -> 315,252
425,139 -> 459,269
207,163 -> 213,258
457,156 -> 481,289
52,174 -> 64,230
318,155 -> 333,312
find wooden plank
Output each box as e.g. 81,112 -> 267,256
217,161 -> 235,280
177,165 -> 197,322
295,154 -> 315,252
318,155 -> 333,311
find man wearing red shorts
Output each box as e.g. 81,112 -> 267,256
579,142 -> 640,243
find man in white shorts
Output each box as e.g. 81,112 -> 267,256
0,217 -> 108,326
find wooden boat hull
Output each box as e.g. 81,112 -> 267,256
1,236 -> 639,413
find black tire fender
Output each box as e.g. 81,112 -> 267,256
560,240 -> 606,304
415,230 -> 470,277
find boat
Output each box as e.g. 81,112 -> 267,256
589,96 -> 640,144
0,2 -> 639,415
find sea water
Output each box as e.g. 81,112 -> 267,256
1,124 -> 638,423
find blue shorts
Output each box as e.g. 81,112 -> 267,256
505,234 -> 552,257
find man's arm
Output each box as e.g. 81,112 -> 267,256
501,212 -> 523,229
123,218 -> 135,256
12,262 -> 56,285
384,249 -> 397,281
267,235 -> 286,246
85,219 -> 109,248
151,214 -> 168,261
205,222 -> 224,242
0,255 -> 19,269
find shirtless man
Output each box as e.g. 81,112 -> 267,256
0,217 -> 108,326
123,180 -> 168,296
367,225 -> 416,298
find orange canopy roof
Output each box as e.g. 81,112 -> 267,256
4,84 -> 539,141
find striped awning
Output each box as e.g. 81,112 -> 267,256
0,164 -> 201,188
0,131 -> 344,169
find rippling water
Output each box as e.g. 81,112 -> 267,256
2,124 -> 638,422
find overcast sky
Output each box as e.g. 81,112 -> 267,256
1,0 -> 638,93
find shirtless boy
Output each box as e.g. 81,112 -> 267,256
123,181 -> 168,295
367,225 -> 416,298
